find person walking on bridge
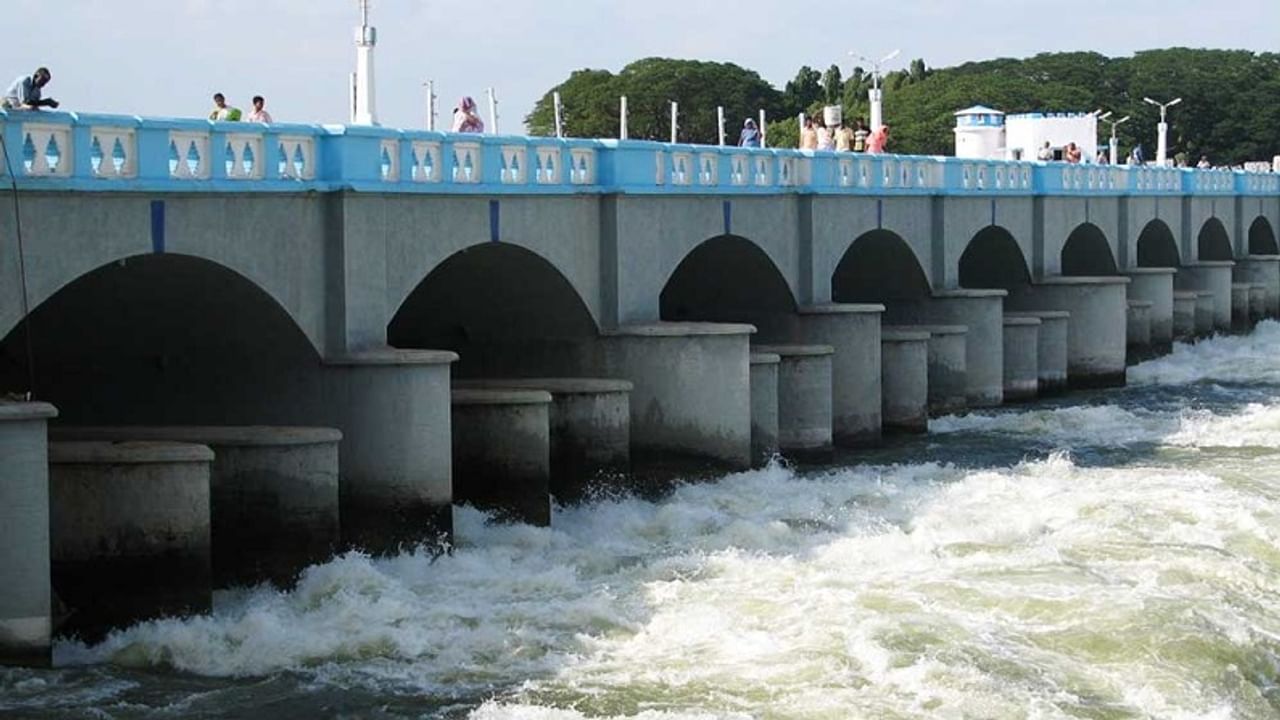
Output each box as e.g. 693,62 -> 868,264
2,67 -> 58,111
738,118 -> 761,147
865,124 -> 890,154
451,96 -> 485,133
245,96 -> 273,123
209,93 -> 241,121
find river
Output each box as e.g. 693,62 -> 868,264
5,323 -> 1280,719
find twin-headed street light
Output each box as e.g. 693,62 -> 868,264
1095,111 -> 1132,165
849,49 -> 900,132
1143,96 -> 1182,167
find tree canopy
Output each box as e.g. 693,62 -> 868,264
526,49 -> 1280,164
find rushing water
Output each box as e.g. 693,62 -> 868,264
7,324 -> 1280,719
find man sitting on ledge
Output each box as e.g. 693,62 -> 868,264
2,67 -> 58,111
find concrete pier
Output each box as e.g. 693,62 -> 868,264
753,345 -> 834,454
0,402 -> 57,667
748,352 -> 781,463
324,349 -> 457,554
1231,284 -> 1251,333
1249,285 -> 1266,327
1009,277 -> 1130,388
912,325 -> 968,416
1172,291 -> 1198,340
891,289 -> 1006,408
880,328 -> 930,434
1193,291 -> 1216,338
51,426 -> 342,588
451,389 -> 552,526
1002,316 -> 1041,402
1005,312 -> 1069,396
453,379 -> 631,504
1176,261 -> 1235,333
597,324 -> 752,468
49,441 -> 213,642
793,305 -> 884,447
1233,255 -> 1280,318
1126,300 -> 1153,365
1124,268 -> 1176,354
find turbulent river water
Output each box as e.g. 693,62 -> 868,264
7,323 -> 1280,719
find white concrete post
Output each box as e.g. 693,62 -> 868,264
1156,121 -> 1169,167
424,80 -> 437,131
620,96 -> 628,140
487,87 -> 499,135
352,0 -> 378,126
759,109 -> 767,148
670,101 -> 678,144
869,87 -> 884,133
553,91 -> 564,139
717,106 -> 726,146
1110,136 -> 1118,166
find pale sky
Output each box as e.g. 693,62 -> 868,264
5,0 -> 1278,133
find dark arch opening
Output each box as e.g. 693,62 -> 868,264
0,254 -> 319,425
959,226 -> 1032,290
1198,218 -> 1233,261
389,243 -> 598,378
831,230 -> 931,303
660,235 -> 796,336
1248,217 -> 1278,255
1061,223 -> 1118,276
1136,220 -> 1181,268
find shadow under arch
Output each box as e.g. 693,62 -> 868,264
0,253 -> 320,425
1136,219 -> 1181,268
1198,217 -> 1234,261
1249,217 -> 1279,255
1061,223 -> 1118,276
831,229 -> 931,303
389,243 -> 599,379
959,226 -> 1032,290
660,235 -> 796,335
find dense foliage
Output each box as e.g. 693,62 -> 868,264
527,50 -> 1280,165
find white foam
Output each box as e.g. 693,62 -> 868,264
1129,320 -> 1280,387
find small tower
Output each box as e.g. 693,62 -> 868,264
352,0 -> 378,125
953,105 -> 1005,160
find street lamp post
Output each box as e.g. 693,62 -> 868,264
1102,114 -> 1130,165
1143,96 -> 1182,167
849,49 -> 900,132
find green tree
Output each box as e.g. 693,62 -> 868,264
821,64 -> 843,106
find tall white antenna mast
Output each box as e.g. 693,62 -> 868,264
352,0 -> 378,125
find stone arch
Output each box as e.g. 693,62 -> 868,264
389,243 -> 598,378
0,253 -> 320,424
660,235 -> 796,334
959,226 -> 1032,290
1061,223 -> 1118,276
1197,217 -> 1234,261
1248,217 -> 1279,255
1136,219 -> 1181,268
831,229 -> 932,303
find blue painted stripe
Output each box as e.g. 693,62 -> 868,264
489,200 -> 500,242
150,200 -> 165,253
722,200 -> 732,236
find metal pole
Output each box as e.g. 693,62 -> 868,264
759,109 -> 767,149
553,91 -> 564,139
717,106 -> 726,146
424,80 -> 437,131
670,101 -> 678,144
620,96 -> 628,140
486,87 -> 499,135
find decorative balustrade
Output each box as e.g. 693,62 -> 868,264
0,110 -> 1275,198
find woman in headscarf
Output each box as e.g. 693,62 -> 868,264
451,96 -> 485,133
738,118 -> 761,148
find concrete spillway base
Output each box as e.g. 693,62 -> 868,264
597,324 -> 752,470
1172,292 -> 1197,340
1126,300 -> 1153,365
1002,316 -> 1041,402
891,290 -> 1006,408
1009,277 -> 1130,389
748,353 -> 781,463
880,328 -> 930,434
1231,284 -> 1251,333
49,441 -> 213,643
1234,256 -> 1280,318
0,402 -> 57,668
1193,291 -> 1216,338
453,379 -> 631,505
911,325 -> 968,416
50,426 -> 341,589
451,389 -> 552,526
793,304 -> 884,447
753,345 -> 834,454
1125,268 -> 1176,354
1005,311 -> 1069,396
324,349 -> 457,555
1249,285 -> 1266,327
1176,262 -> 1235,334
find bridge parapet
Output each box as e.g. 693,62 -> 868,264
0,110 -> 1276,197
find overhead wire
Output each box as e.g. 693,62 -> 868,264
0,128 -> 38,401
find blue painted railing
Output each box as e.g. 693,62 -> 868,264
1,110 -> 1276,197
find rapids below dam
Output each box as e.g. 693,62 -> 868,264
6,324 -> 1280,719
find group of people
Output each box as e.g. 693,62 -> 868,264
738,115 -> 890,153
208,93 -> 272,123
